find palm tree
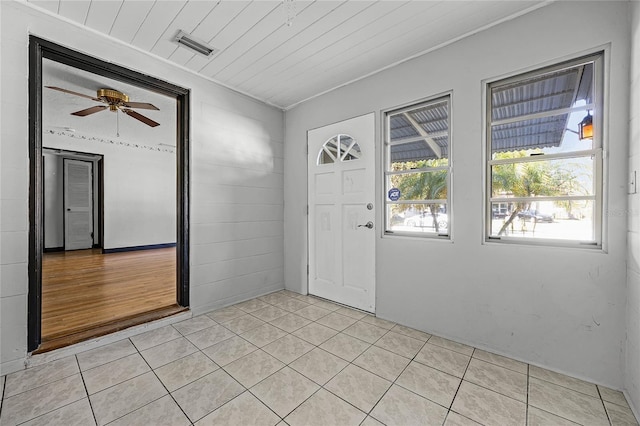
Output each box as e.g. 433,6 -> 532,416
391,159 -> 448,232
491,151 -> 566,235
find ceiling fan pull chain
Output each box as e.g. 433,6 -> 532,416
116,109 -> 120,137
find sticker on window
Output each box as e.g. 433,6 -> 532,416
388,188 -> 401,201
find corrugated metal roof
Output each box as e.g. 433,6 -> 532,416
389,100 -> 449,163
389,63 -> 592,163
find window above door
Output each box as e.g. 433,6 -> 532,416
318,134 -> 361,165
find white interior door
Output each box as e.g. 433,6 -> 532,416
64,159 -> 94,250
308,113 -> 375,312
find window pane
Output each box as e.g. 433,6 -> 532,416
340,135 -> 361,161
491,156 -> 594,198
387,203 -> 448,234
388,170 -> 448,201
489,200 -> 595,242
389,99 -> 449,165
318,136 -> 338,164
386,95 -> 450,238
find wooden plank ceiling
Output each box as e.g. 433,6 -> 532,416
27,0 -> 545,109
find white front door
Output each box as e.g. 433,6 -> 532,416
308,113 -> 375,312
64,159 -> 94,250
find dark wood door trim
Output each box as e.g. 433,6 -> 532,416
28,36 -> 190,352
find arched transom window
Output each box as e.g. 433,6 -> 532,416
317,134 -> 361,165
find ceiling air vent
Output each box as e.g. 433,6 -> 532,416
173,30 -> 218,57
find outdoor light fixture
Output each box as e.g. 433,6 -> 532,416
578,111 -> 593,140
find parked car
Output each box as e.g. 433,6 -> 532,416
492,207 -> 508,218
404,212 -> 448,229
390,213 -> 406,226
517,210 -> 553,223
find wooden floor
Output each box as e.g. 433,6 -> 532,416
41,248 -> 178,345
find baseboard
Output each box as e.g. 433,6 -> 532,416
1,357 -> 27,377
43,246 -> 64,253
103,242 -> 176,254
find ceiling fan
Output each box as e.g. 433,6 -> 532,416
45,86 -> 161,127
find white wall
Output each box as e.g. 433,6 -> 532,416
43,153 -> 64,248
43,133 -> 176,250
0,1 -> 284,374
285,1 -> 630,388
626,0 -> 640,417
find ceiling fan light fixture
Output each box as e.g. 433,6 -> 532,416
46,86 -> 160,127
97,88 -> 129,105
174,30 -> 218,57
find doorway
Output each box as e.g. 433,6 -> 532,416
307,113 -> 376,312
28,37 -> 190,352
43,149 -> 103,253
63,158 -> 94,251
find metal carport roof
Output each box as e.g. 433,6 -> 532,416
389,62 -> 593,163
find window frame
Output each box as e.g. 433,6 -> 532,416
383,93 -> 453,239
484,52 -> 605,248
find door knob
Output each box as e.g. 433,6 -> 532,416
358,221 -> 373,229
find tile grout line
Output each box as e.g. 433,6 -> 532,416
85,342 -> 157,425
76,340 -> 139,374
88,329 -> 219,424
530,373 -> 609,400
9,356 -> 100,425
127,338 -> 192,425
214,297 -> 349,421
76,354 -> 99,426
596,383 -> 614,426
236,324 -> 344,423
456,366 -> 529,407
245,386 -> 286,422
445,347 -> 476,424
281,317 -> 375,423
246,378 -> 302,422
86,343 -> 192,401
364,331 -> 430,424
525,363 -> 530,426
471,351 -> 528,374
0,374 -> 5,417
4,364 -> 95,425
2,358 -> 81,400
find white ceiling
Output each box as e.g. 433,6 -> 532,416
28,0 -> 547,110
43,58 -> 177,146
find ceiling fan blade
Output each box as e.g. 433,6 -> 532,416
45,86 -> 102,102
122,101 -> 159,110
71,105 -> 109,116
122,109 -> 160,127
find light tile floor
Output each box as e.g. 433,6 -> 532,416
1,290 -> 637,426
